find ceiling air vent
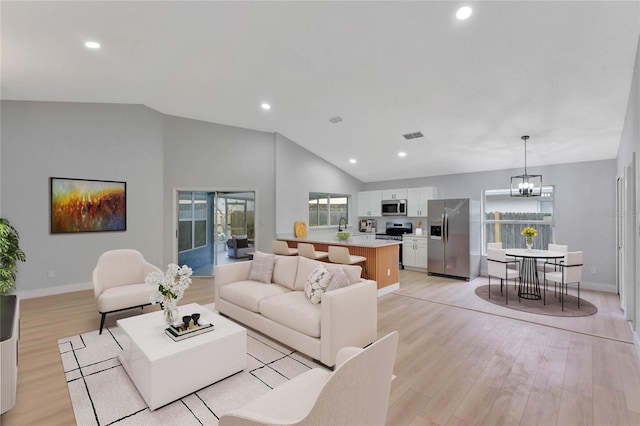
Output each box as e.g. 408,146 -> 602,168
403,131 -> 424,140
329,116 -> 343,124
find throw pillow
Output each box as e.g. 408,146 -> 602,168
325,267 -> 350,292
304,265 -> 333,304
249,251 -> 276,284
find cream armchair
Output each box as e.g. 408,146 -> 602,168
219,331 -> 399,426
92,249 -> 162,334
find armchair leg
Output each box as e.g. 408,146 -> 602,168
99,313 -> 107,335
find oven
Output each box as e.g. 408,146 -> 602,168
375,221 -> 413,269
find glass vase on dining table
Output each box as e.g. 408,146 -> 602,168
525,236 -> 534,252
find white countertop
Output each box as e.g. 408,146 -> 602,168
278,233 -> 400,248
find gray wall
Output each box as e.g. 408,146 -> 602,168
162,115 -> 276,259
274,133 -> 362,235
0,101 -> 164,296
363,159 -> 618,291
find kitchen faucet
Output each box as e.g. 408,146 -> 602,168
338,217 -> 347,231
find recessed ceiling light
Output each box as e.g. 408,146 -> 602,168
261,103 -> 271,110
84,41 -> 101,49
349,159 -> 357,164
456,6 -> 472,20
398,152 -> 407,158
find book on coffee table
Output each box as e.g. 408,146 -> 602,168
165,322 -> 214,341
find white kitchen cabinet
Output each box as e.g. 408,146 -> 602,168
403,236 -> 428,270
357,191 -> 382,217
407,187 -> 439,217
381,189 -> 408,200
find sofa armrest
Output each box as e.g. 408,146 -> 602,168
214,261 -> 253,307
320,280 -> 377,366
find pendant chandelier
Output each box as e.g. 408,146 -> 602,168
510,135 -> 542,197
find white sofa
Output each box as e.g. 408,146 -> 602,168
215,255 -> 378,367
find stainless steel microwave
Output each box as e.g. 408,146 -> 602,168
381,199 -> 407,216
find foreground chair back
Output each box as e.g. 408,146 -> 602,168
92,249 -> 162,334
219,331 -> 399,426
487,248 -> 519,304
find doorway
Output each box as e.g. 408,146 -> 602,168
176,190 -> 255,277
617,155 -> 637,327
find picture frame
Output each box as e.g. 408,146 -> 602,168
50,177 -> 127,233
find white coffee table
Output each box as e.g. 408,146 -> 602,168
117,303 -> 246,410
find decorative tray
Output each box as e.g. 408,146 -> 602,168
165,321 -> 214,342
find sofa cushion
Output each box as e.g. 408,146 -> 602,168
294,256 -> 325,291
260,291 -> 321,338
249,251 -> 276,284
325,267 -> 350,292
272,255 -> 299,290
219,281 -> 290,313
324,262 -> 362,284
304,264 -> 332,304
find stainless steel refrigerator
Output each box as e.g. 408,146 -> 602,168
427,198 -> 480,280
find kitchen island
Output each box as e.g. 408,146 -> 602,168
277,234 -> 400,294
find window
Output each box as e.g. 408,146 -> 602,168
308,193 -> 349,227
179,192 -> 208,252
483,186 -> 554,252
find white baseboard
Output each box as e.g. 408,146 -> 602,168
16,281 -> 93,300
378,283 -> 399,297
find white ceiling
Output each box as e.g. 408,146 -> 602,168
2,1 -> 639,182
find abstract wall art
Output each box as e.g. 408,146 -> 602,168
50,177 -> 126,233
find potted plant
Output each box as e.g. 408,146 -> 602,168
0,218 -> 26,293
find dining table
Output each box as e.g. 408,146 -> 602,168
505,248 -> 566,302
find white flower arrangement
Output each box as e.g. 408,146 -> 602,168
146,263 -> 193,308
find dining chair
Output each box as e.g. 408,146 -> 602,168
297,243 -> 329,260
272,240 -> 298,256
543,251 -> 583,310
537,243 -> 568,273
487,248 -> 519,304
487,242 -> 503,250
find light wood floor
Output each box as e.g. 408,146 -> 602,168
2,272 -> 640,425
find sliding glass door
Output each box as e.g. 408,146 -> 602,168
177,190 -> 255,276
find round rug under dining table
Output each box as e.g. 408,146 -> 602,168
474,284 -> 598,317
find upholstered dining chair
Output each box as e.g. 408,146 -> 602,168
272,240 -> 298,256
92,249 -> 162,334
543,251 -> 583,311
219,331 -> 399,426
487,248 -> 519,304
297,243 -> 329,260
538,243 -> 569,273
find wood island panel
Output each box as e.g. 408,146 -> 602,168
283,240 -> 399,289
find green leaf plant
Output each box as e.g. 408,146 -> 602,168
0,218 -> 26,293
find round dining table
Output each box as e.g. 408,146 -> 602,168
505,249 -> 565,301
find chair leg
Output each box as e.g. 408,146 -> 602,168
488,276 -> 491,299
578,282 -> 580,308
99,313 -> 107,335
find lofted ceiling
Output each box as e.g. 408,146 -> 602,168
2,1 -> 639,183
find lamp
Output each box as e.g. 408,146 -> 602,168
510,135 -> 542,197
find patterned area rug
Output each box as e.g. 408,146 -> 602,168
58,325 -> 327,425
475,284 -> 598,317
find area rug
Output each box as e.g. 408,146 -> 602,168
475,284 -> 597,317
58,326 -> 328,425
